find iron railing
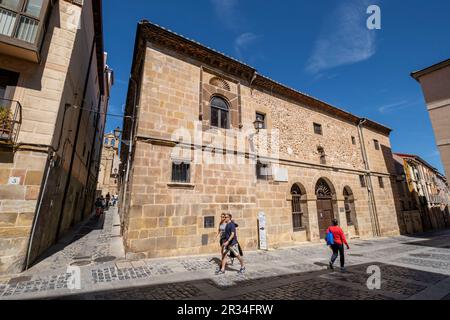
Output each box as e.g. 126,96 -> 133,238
0,98 -> 22,144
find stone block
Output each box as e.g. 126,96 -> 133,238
24,171 -> 44,186
0,213 -> 18,226
0,186 -> 26,200
156,237 -> 178,250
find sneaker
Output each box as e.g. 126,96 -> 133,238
215,270 -> 225,275
340,267 -> 346,273
238,267 -> 246,274
329,262 -> 334,270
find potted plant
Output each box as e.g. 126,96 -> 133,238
0,106 -> 12,140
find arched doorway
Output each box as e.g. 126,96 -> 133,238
316,178 -> 335,239
344,186 -> 359,235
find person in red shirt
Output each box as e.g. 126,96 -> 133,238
327,219 -> 350,272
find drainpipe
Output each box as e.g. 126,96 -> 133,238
24,150 -> 55,270
357,118 -> 381,237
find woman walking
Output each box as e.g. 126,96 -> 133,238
327,219 -> 350,272
216,214 -> 227,257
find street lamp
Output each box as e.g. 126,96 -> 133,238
114,126 -> 121,139
253,118 -> 265,132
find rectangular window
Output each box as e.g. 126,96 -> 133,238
24,0 -> 43,17
256,112 -> 266,129
0,7 -> 17,36
360,175 -> 366,188
374,140 -> 380,150
352,136 -> 356,145
172,162 -> 190,183
313,123 -> 323,135
204,216 -> 215,229
379,177 -> 384,189
0,0 -> 47,44
292,195 -> 303,231
0,68 -> 19,99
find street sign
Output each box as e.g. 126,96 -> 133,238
8,177 -> 20,185
258,211 -> 268,251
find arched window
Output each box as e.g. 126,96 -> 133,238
104,138 -> 109,145
210,96 -> 229,129
291,184 -> 304,231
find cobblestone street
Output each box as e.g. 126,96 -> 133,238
1,208 -> 450,300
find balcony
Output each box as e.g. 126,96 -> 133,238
0,98 -> 22,145
0,0 -> 51,62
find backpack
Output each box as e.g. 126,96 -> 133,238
326,230 -> 335,246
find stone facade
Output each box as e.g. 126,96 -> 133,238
412,59 -> 450,178
97,132 -> 120,196
393,153 -> 450,234
119,21 -> 401,260
0,0 -> 111,274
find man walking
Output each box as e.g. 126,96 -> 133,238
216,214 -> 245,275
327,219 -> 350,272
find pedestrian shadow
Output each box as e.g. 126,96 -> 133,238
208,257 -> 238,272
50,261 -> 450,300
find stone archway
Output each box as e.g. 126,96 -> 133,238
316,178 -> 335,239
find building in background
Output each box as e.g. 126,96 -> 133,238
411,59 -> 450,179
0,0 -> 112,273
97,132 -> 120,197
393,153 -> 449,234
118,21 -> 402,260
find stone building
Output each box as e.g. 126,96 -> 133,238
97,132 -> 120,197
119,21 -> 401,260
393,153 -> 449,234
411,59 -> 450,178
0,0 -> 112,273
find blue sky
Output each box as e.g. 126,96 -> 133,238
103,0 -> 450,174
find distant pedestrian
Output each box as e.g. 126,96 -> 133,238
326,219 -> 350,272
95,197 -> 104,217
216,214 -> 245,275
105,193 -> 111,209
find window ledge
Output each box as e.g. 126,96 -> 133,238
167,183 -> 195,189
293,227 -> 306,233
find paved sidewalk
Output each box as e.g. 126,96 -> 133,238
1,211 -> 450,300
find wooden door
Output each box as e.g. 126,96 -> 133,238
317,199 -> 334,239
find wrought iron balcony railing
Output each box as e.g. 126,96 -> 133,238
0,98 -> 22,145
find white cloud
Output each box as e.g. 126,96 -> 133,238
378,100 -> 409,114
210,0 -> 241,31
234,32 -> 262,59
306,0 -> 377,74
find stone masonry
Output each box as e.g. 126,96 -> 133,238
119,21 -> 401,260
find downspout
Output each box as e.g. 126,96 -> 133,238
357,118 -> 381,237
56,36 -> 97,241
24,150 -> 55,270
